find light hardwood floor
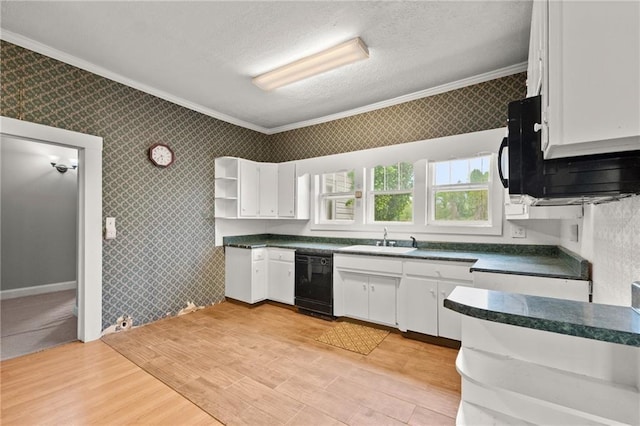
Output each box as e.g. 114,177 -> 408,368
1,301 -> 460,425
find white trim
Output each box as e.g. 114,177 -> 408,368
1,116 -> 103,342
1,28 -> 526,135
0,29 -> 269,134
0,281 -> 76,300
265,62 -> 528,134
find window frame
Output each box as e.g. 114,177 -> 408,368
316,170 -> 357,224
367,162 -> 415,224
425,154 -> 503,235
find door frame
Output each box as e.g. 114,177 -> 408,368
1,116 -> 103,341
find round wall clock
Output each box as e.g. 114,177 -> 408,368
148,143 -> 175,168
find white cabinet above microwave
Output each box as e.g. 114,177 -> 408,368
528,0 -> 640,159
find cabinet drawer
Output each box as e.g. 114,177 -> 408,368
334,254 -> 403,276
404,260 -> 473,282
252,248 -> 266,261
268,248 -> 295,262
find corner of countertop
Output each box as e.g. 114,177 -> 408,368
557,246 -> 591,280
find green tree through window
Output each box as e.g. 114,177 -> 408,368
371,162 -> 414,222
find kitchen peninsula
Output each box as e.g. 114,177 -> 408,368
445,287 -> 640,425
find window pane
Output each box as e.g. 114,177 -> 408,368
433,156 -> 490,185
323,198 -> 355,220
373,162 -> 414,191
434,189 -> 488,221
374,194 -> 413,222
322,171 -> 354,194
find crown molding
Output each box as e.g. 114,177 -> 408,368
2,28 -> 526,136
263,62 -> 528,134
0,29 -> 270,134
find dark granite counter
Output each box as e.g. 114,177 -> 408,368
223,234 -> 590,280
445,286 -> 640,347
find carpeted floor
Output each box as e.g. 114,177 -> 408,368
1,289 -> 77,360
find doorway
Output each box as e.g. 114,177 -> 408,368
0,137 -> 79,359
0,116 -> 103,344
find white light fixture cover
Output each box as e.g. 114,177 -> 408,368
253,37 -> 369,91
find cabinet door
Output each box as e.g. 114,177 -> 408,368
239,160 -> 258,217
403,277 -> 438,336
252,258 -> 267,303
437,281 -> 462,341
258,164 -> 278,217
546,1 -> 640,158
268,259 -> 294,305
342,273 -> 369,321
225,247 -> 252,303
277,163 -> 296,218
368,276 -> 397,326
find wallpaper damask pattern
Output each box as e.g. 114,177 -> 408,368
1,40 -> 525,329
269,73 -> 526,162
1,41 -> 270,328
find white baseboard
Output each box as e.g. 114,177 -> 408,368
0,281 -> 77,300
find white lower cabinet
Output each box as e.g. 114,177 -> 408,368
225,247 -> 267,304
400,260 -> 474,341
225,247 -> 294,305
472,271 -> 590,302
342,272 -> 398,326
267,248 -> 295,305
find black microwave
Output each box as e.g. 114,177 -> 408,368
498,95 -> 640,201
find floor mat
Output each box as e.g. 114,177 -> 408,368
315,321 -> 389,355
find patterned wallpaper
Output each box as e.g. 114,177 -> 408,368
268,73 -> 526,162
590,196 -> 640,306
0,41 -> 270,329
1,40 -> 525,329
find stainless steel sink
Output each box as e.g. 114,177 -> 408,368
339,245 -> 417,254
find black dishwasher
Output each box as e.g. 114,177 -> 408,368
294,252 -> 333,316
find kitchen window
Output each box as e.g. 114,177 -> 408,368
368,162 -> 414,223
426,155 -> 501,234
318,170 -> 356,222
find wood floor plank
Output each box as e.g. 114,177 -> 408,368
326,376 -> 417,423
0,341 -> 218,425
4,301 -> 461,425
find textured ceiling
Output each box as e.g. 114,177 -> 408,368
0,1 -> 532,133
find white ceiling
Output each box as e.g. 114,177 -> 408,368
0,1 -> 532,134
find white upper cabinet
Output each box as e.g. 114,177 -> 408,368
277,162 -> 296,218
215,157 -> 310,220
530,0 -> 640,159
240,160 -> 277,218
258,163 -> 278,217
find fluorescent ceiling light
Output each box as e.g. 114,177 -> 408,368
252,37 -> 369,91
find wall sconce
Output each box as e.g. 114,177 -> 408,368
51,160 -> 78,173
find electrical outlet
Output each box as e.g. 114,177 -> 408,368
511,224 -> 526,238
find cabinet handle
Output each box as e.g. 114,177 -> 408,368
362,284 -> 367,291
441,291 -> 446,297
371,285 -> 375,292
430,289 -> 436,296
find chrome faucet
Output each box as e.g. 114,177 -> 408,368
383,227 -> 388,246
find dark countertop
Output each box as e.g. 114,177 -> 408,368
444,286 -> 640,347
223,234 -> 590,281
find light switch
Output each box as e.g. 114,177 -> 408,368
105,217 -> 116,240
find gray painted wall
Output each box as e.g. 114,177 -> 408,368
1,136 -> 78,290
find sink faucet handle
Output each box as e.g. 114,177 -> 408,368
410,236 -> 418,248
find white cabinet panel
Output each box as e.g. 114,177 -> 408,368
437,281 -> 462,341
403,277 -> 438,336
278,163 -> 296,218
267,248 -> 294,305
342,273 -> 369,320
533,0 -> 640,158
225,247 -> 267,304
368,276 -> 397,326
258,163 -> 278,217
239,160 -> 258,217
